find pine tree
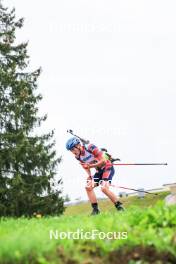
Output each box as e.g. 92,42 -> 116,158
0,2 -> 64,217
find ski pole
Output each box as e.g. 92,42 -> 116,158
112,163 -> 168,166
110,184 -> 158,195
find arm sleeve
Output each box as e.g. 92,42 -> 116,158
88,144 -> 103,157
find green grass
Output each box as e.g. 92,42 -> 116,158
65,191 -> 169,216
0,191 -> 176,264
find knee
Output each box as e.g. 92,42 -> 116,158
85,185 -> 93,192
101,186 -> 108,193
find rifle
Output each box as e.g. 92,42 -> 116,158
67,129 -> 120,162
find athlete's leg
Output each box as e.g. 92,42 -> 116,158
100,167 -> 124,211
100,180 -> 118,203
85,176 -> 100,215
85,179 -> 98,203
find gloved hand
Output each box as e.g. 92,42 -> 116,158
111,158 -> 121,162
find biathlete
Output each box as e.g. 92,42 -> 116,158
66,137 -> 124,215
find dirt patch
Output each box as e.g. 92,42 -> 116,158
55,244 -> 176,264
106,245 -> 176,264
7,244 -> 174,264
56,246 -> 79,264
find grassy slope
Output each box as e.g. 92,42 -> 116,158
64,191 -> 169,216
0,191 -> 176,264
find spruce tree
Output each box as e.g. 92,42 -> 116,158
0,2 -> 64,217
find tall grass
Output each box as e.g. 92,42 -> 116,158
0,192 -> 175,264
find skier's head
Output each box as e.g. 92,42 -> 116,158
66,137 -> 82,155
